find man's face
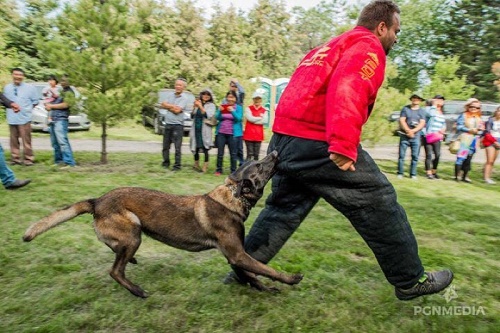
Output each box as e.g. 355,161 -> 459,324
174,80 -> 186,94
12,70 -> 25,85
411,97 -> 422,106
379,13 -> 400,55
60,78 -> 69,88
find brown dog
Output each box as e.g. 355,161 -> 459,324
23,151 -> 303,298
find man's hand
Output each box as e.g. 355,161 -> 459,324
11,102 -> 20,113
330,153 -> 356,172
45,104 -> 52,111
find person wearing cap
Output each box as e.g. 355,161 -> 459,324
242,91 -> 268,161
422,95 -> 447,180
397,93 -> 426,179
189,88 -> 216,173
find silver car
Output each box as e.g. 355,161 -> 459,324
141,89 -> 194,136
30,82 -> 91,132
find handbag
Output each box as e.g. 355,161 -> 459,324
481,133 -> 497,148
449,139 -> 461,154
425,132 -> 444,144
203,116 -> 217,127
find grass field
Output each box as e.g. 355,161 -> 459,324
0,150 -> 498,333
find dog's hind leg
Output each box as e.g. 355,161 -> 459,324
95,216 -> 147,298
109,243 -> 147,298
104,243 -> 138,264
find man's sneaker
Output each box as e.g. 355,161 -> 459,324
395,270 -> 454,301
5,179 -> 31,190
485,178 -> 496,184
410,176 -> 418,180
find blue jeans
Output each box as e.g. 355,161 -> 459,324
0,144 -> 16,187
241,134 -> 424,289
216,134 -> 237,173
398,134 -> 421,177
49,120 -> 76,166
235,136 -> 244,166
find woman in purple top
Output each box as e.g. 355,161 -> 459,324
214,91 -> 243,175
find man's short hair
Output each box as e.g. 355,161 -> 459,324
11,67 -> 25,75
357,0 -> 400,30
176,78 -> 187,87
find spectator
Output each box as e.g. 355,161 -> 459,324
225,0 -> 452,301
2,68 -> 38,166
223,79 -> 246,166
482,106 -> 500,184
0,93 -> 31,189
45,75 -> 77,168
397,94 -> 426,179
243,91 -> 268,161
189,89 -> 216,173
161,78 -> 190,171
454,98 -> 484,183
423,95 -> 446,179
214,90 -> 243,175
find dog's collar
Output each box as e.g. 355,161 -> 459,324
227,184 -> 252,211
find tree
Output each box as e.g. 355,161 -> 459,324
247,0 -> 300,77
4,0 -> 59,81
421,56 -> 475,100
291,0 -> 350,54
431,0 -> 500,101
0,0 -> 20,85
207,4 -> 261,99
40,0 -> 164,163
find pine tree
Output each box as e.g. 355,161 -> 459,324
40,0 -> 164,163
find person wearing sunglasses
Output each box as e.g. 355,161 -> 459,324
454,98 -> 484,183
2,68 -> 39,166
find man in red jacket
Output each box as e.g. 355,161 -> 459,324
227,0 -> 453,300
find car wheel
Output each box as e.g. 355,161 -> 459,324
154,116 -> 161,135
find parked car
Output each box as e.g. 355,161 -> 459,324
141,89 -> 195,136
30,82 -> 91,132
388,100 -> 499,139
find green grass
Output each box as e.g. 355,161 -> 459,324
0,151 -> 498,333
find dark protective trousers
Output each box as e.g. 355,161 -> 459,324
243,134 -> 425,289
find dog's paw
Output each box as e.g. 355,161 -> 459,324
289,273 -> 304,285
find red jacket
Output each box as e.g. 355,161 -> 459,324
272,26 -> 387,162
243,105 -> 266,142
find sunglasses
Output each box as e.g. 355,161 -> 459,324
469,106 -> 481,110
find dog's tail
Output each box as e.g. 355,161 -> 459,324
23,199 -> 95,242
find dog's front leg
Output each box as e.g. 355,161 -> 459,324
218,241 -> 303,286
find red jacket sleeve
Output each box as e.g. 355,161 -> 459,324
326,38 -> 386,162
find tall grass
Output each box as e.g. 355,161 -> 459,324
0,151 -> 498,333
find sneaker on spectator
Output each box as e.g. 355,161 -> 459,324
485,178 -> 496,184
395,270 -> 454,301
410,176 -> 417,180
426,174 -> 435,180
397,174 -> 403,179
